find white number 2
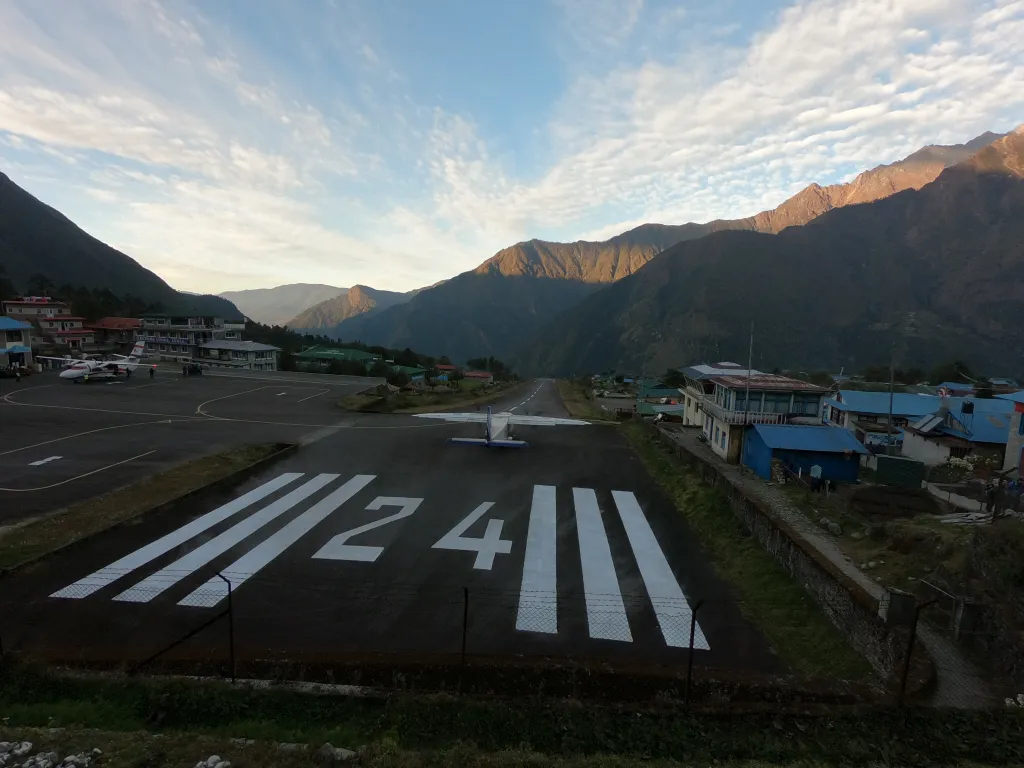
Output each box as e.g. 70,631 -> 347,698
313,496 -> 422,562
433,502 -> 512,570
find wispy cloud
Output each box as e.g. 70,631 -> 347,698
0,0 -> 1021,294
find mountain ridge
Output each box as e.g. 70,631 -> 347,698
518,126 -> 1024,376
326,131 -> 1004,362
218,283 -> 345,326
0,170 -> 241,319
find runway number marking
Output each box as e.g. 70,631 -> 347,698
29,456 -> 62,466
433,501 -> 512,570
51,472 -> 709,650
313,496 -> 422,562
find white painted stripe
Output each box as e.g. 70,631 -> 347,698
611,490 -> 709,650
179,474 -> 375,607
113,473 -> 338,603
516,484 -> 558,634
50,473 -> 304,599
573,488 -> 632,642
29,455 -> 62,466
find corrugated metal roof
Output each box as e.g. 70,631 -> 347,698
829,390 -> 941,417
678,362 -> 760,380
997,391 -> 1024,404
0,317 -> 33,330
753,424 -> 869,454
709,373 -> 825,391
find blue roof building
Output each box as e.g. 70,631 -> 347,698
996,391 -> 1024,473
0,316 -> 34,367
902,396 -> 1015,467
742,424 -> 869,482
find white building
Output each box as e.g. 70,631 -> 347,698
136,315 -> 245,360
997,391 -> 1024,473
678,362 -> 761,427
198,340 -> 280,371
697,372 -> 828,463
901,398 -> 1014,467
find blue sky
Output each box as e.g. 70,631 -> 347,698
1,0 -> 1023,294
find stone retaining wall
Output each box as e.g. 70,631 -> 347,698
652,425 -> 914,683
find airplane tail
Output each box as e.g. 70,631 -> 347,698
129,341 -> 146,359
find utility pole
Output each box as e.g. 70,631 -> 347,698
744,322 -> 754,426
886,341 -> 896,455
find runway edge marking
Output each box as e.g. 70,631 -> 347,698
51,472 -> 304,599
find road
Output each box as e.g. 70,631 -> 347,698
0,376 -> 778,675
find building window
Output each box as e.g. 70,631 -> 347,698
721,431 -> 727,448
714,426 -> 720,444
5,331 -> 21,342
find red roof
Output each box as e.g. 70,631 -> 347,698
435,364 -> 457,371
89,317 -> 142,330
708,373 -> 825,392
463,370 -> 493,378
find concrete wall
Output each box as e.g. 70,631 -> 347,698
654,425 -> 911,681
1004,409 -> 1024,472
900,431 -> 951,466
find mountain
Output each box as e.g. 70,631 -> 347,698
218,284 -> 345,326
287,284 -> 413,329
520,126 -> 1024,376
330,224 -> 704,361
0,170 -> 241,319
325,132 -> 1001,363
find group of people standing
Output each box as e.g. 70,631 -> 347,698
983,477 -> 1022,518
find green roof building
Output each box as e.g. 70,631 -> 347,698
296,346 -> 380,363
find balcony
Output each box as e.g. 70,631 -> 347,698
700,399 -> 798,425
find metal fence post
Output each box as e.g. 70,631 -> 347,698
461,586 -> 469,666
216,572 -> 235,683
684,598 -> 705,709
898,598 -> 936,707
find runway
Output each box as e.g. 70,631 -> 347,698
0,375 -> 779,675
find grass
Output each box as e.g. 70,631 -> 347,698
0,664 -> 1022,766
621,423 -> 874,682
555,379 -> 609,421
0,444 -> 283,570
339,381 -> 525,414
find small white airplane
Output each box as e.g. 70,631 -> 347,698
413,405 -> 588,448
39,342 -> 153,382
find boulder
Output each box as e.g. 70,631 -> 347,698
826,521 -> 842,536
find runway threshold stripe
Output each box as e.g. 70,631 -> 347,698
573,488 -> 632,643
611,490 -> 709,650
178,474 -> 375,607
516,484 -> 558,634
50,473 -> 304,600
113,473 -> 339,603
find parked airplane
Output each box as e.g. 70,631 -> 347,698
413,406 -> 588,448
39,342 -> 153,382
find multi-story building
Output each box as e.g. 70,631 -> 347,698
697,372 -> 828,463
197,340 -> 280,371
678,362 -> 761,427
0,316 -> 34,368
135,315 -> 244,360
2,296 -> 93,350
87,317 -> 142,351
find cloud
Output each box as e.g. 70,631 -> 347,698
0,0 -> 1022,295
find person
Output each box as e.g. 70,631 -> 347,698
149,366 -> 155,379
126,366 -> 132,379
984,480 -> 997,516
14,366 -> 21,383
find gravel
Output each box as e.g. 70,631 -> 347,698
0,744 -> 103,768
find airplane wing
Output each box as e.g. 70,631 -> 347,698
507,415 -> 589,426
413,412 -> 489,423
36,355 -> 77,362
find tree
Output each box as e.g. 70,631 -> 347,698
975,387 -> 994,399
450,368 -> 465,389
862,364 -> 890,382
387,370 -> 410,388
395,347 -> 420,368
661,369 -> 686,388
0,265 -> 16,301
929,360 -> 972,386
804,370 -> 833,387
279,350 -> 297,371
25,273 -> 55,297
438,355 -> 452,366
368,360 -> 390,378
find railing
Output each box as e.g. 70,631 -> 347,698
700,399 -> 794,425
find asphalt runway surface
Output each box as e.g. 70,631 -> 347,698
1,377 -> 779,674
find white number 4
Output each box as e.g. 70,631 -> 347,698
433,502 -> 512,570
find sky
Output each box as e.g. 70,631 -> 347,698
1,0 -> 1023,295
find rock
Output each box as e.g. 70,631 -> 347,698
319,743 -> 356,761
206,757 -> 221,768
908,576 -> 916,581
90,751 -> 101,760
14,744 -> 33,758
0,744 -> 9,755
818,517 -> 831,529
875,577 -> 882,582
277,743 -> 302,752
229,739 -> 254,747
860,562 -> 870,570
868,561 -> 878,568
827,521 -> 842,536
850,531 -> 864,540
213,762 -> 231,768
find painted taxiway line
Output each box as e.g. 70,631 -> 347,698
0,450 -> 157,493
28,456 -> 62,466
0,418 -> 189,458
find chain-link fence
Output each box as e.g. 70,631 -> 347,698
6,572 -> 1007,709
